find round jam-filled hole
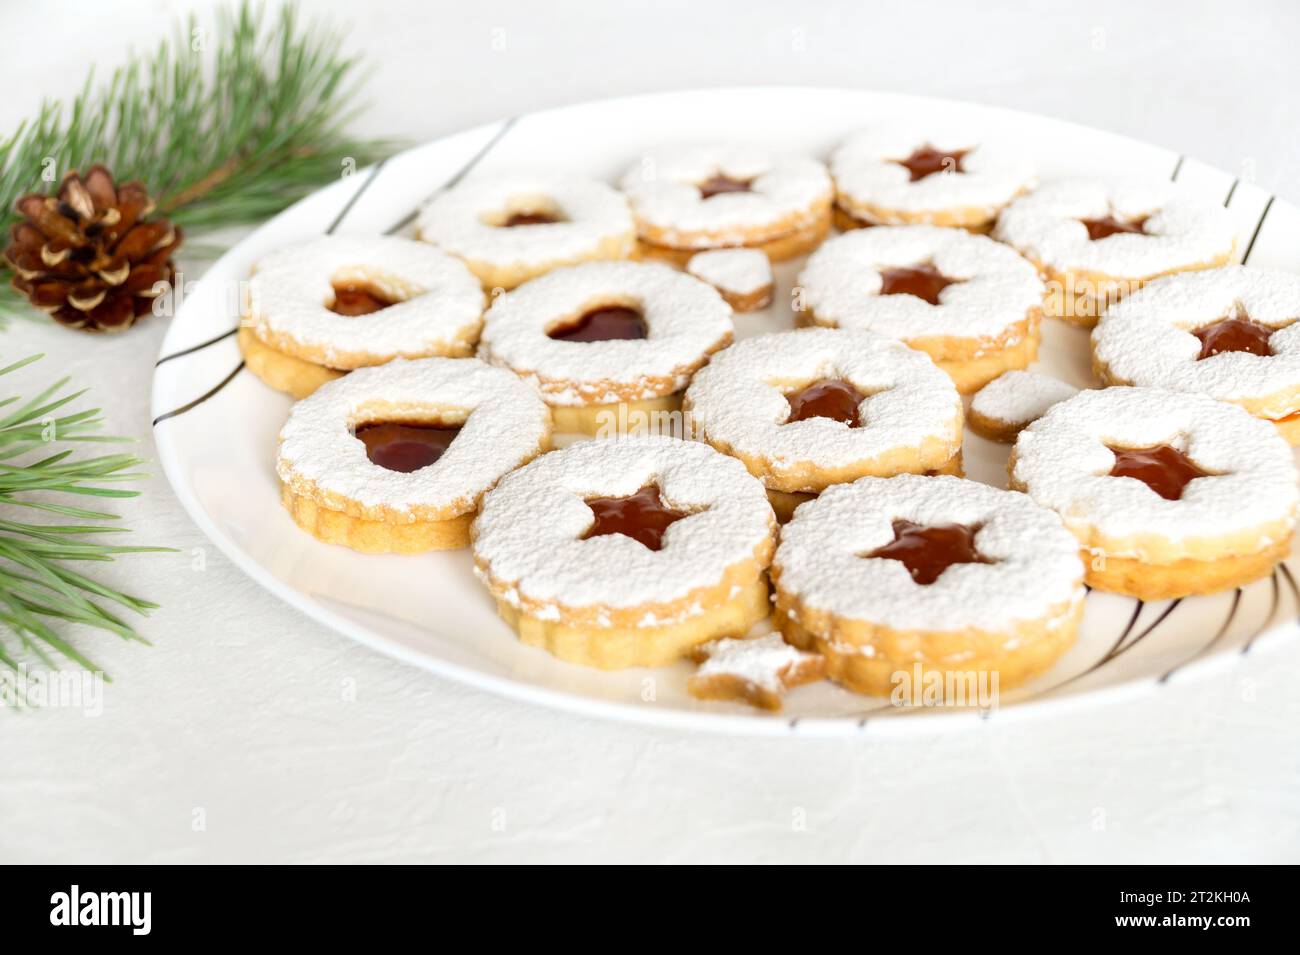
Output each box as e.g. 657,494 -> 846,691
329,282 -> 399,317
785,378 -> 865,427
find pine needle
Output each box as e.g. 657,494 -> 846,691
0,1 -> 398,325
0,355 -> 171,681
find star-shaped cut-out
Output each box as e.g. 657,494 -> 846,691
892,145 -> 968,182
878,261 -> 961,306
687,633 -> 825,711
1107,444 -> 1210,501
581,485 -> 688,551
863,519 -> 992,585
1079,214 -> 1148,240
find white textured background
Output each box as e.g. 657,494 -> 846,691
2,0 -> 1299,863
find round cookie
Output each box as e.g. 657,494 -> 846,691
478,260 -> 733,435
241,235 -> 485,399
277,357 -> 551,553
994,178 -> 1236,326
619,144 -> 832,264
415,173 -> 635,290
968,370 -> 1079,443
830,122 -> 1035,232
1092,265 -> 1300,444
772,474 -> 1085,698
796,225 -> 1046,393
471,435 -> 778,669
1009,386 -> 1298,600
683,327 -> 964,521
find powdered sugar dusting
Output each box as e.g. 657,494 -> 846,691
683,328 -> 962,481
478,260 -> 733,405
415,173 -> 634,268
277,357 -> 550,515
692,633 -> 819,692
971,371 -> 1079,429
619,144 -> 831,243
687,248 -> 773,296
1012,387 -> 1298,546
1093,265 -> 1300,404
472,436 -> 774,611
830,122 -> 1034,217
775,474 -> 1084,632
994,178 -> 1236,277
798,225 -> 1044,340
248,236 -> 484,366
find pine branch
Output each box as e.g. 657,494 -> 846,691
0,355 -> 172,688
0,1 -> 399,325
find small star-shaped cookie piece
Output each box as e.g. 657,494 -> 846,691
687,633 -> 825,711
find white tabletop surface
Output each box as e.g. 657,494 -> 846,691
3,0 -> 1299,864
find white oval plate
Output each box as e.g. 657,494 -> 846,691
151,87 -> 1300,736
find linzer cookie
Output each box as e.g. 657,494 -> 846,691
240,235 -> 485,399
967,370 -> 1079,443
829,122 -> 1034,232
477,260 -> 733,434
686,248 -> 774,311
772,474 -> 1085,698
1009,386 -> 1298,599
619,144 -> 832,265
796,225 -> 1046,392
276,357 -> 550,553
470,436 -> 777,669
415,173 -> 635,290
687,633 -> 825,711
1092,266 -> 1300,444
994,178 -> 1236,326
682,328 -> 964,522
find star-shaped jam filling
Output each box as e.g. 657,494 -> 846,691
1194,315 -> 1276,359
892,145 -> 968,182
785,378 -> 865,427
355,421 -> 460,473
329,282 -> 398,316
878,261 -> 961,305
548,306 -> 648,342
697,174 -> 753,199
1107,444 -> 1209,501
581,485 -> 688,551
863,519 -> 992,585
1079,214 -> 1148,240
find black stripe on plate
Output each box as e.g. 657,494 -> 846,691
1170,155 -> 1185,181
155,326 -> 238,367
1241,571 -> 1281,654
385,116 -> 519,235
1223,179 -> 1240,207
151,361 -> 245,427
1241,194 -> 1275,264
1161,589 -> 1241,683
324,158 -> 389,235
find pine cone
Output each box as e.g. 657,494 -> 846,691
4,165 -> 182,332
